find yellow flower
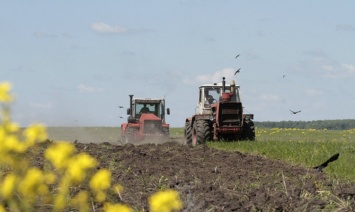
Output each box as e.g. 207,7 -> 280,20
45,142 -> 75,169
90,169 -> 111,192
71,191 -> 90,212
19,168 -> 48,198
2,135 -> 27,153
0,173 -> 17,199
0,205 -> 5,212
94,191 -> 107,202
0,82 -> 14,103
149,190 -> 183,212
54,194 -> 66,211
0,127 -> 5,141
44,172 -> 57,184
66,153 -> 97,183
24,123 -> 48,145
103,203 -> 133,212
2,122 -> 20,134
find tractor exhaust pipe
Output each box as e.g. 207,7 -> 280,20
221,77 -> 232,102
222,77 -> 226,93
129,94 -> 134,115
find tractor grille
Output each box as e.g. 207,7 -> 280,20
220,102 -> 242,126
143,120 -> 163,134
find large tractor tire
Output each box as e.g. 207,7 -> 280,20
241,120 -> 255,141
184,121 -> 193,146
192,120 -> 212,146
125,127 -> 137,143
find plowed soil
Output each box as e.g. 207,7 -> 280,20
31,132 -> 355,211
71,138 -> 355,211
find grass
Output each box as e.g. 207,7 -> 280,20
208,127 -> 355,182
46,127 -> 120,143
169,128 -> 185,137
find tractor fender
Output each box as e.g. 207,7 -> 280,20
121,123 -> 128,134
185,117 -> 193,125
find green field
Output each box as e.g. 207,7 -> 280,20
209,128 -> 355,182
47,127 -> 120,143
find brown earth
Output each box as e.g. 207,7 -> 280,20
31,137 -> 355,211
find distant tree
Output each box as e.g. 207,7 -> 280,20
254,119 -> 355,130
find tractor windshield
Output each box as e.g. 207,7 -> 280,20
204,86 -> 240,104
136,102 -> 161,117
204,88 -> 220,105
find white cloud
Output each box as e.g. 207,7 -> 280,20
321,64 -> 334,72
322,63 -> 355,78
341,63 -> 355,73
77,84 -> 103,93
296,49 -> 355,78
90,22 -> 128,34
184,68 -> 236,85
90,22 -> 155,35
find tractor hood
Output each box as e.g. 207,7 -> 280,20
139,113 -> 162,121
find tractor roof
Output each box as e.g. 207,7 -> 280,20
199,83 -> 240,88
133,98 -> 164,104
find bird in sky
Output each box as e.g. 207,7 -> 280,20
235,54 -> 240,59
290,110 -> 301,114
283,75 -> 286,78
313,153 -> 340,172
117,106 -> 124,108
234,68 -> 241,75
119,116 -> 123,118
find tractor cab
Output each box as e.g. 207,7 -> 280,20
127,97 -> 170,123
196,77 -> 241,115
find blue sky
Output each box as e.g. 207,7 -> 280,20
1,1 -> 354,127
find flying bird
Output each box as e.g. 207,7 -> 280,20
119,116 -> 123,118
117,106 -> 124,108
290,110 -> 301,114
283,75 -> 286,78
234,68 -> 241,75
235,54 -> 240,59
313,153 -> 340,172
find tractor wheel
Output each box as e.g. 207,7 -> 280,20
184,121 -> 193,146
241,120 -> 255,141
192,120 -> 212,145
125,127 -> 137,143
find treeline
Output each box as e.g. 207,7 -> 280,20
254,119 -> 355,130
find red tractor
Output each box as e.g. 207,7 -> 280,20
120,95 -> 170,143
184,77 -> 255,146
